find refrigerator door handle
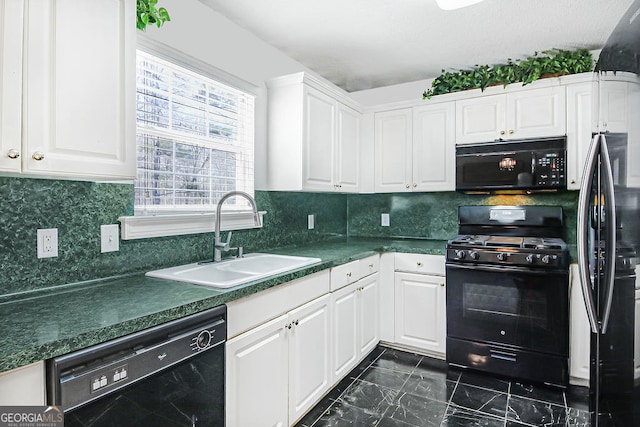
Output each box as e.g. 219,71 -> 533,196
577,133 -> 600,334
599,134 -> 617,334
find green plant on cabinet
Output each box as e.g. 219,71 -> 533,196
136,0 -> 170,30
423,48 -> 594,99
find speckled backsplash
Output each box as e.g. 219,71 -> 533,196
0,178 -> 347,296
0,176 -> 578,296
347,192 -> 579,244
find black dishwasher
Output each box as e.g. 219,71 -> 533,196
47,305 -> 226,427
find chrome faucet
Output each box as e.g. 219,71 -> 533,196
214,191 -> 261,262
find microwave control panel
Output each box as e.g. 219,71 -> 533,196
536,152 -> 565,187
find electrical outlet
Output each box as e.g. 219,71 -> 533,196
37,228 -> 58,258
381,213 -> 390,227
101,224 -> 120,253
308,214 -> 315,230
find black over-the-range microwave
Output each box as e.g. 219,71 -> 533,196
455,136 -> 566,192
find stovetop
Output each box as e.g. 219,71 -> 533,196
449,234 -> 567,251
446,234 -> 569,269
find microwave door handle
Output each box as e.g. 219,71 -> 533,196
599,134 -> 617,334
577,134 -> 601,334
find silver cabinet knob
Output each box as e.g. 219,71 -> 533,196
32,151 -> 45,161
417,262 -> 422,266
440,283 -> 445,287
500,130 -> 506,135
413,183 -> 417,188
405,184 -> 410,189
7,149 -> 20,159
509,129 -> 514,135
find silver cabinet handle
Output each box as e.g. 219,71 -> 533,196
599,134 -> 617,334
509,129 -> 514,135
577,134 -> 601,334
32,151 -> 45,161
500,130 -> 506,135
405,184 -> 410,189
7,149 -> 20,159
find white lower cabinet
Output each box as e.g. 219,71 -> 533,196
0,361 -> 45,405
635,288 -> 640,380
288,295 -> 332,423
394,271 -> 446,355
226,294 -> 332,427
331,273 -> 380,382
226,314 -> 289,427
569,264 -> 590,385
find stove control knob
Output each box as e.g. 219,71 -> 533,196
497,252 -> 507,261
455,250 -> 465,259
541,255 -> 551,264
469,251 -> 479,260
525,254 -> 535,264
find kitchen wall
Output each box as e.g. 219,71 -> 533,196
0,176 -> 578,297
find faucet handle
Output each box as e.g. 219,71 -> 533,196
225,231 -> 233,246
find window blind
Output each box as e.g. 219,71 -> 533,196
135,50 -> 255,213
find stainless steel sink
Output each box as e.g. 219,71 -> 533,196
145,253 -> 322,288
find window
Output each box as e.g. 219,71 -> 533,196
135,50 -> 255,214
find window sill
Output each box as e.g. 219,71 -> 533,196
118,211 -> 266,240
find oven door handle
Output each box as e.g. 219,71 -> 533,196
577,133 -> 600,334
599,134 -> 617,334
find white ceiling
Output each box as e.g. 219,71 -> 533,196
199,0 -> 634,92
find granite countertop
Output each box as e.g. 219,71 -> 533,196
0,237 -> 446,373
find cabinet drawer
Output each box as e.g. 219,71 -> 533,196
394,253 -> 445,276
227,270 -> 330,338
330,260 -> 360,291
359,255 -> 380,278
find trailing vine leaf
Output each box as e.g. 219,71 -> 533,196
423,48 -> 593,99
137,0 -> 171,31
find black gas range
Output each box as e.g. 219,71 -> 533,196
445,206 -> 571,387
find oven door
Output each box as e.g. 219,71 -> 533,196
446,263 -> 569,356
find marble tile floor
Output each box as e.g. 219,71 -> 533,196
296,346 -> 590,427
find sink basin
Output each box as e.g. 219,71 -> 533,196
145,253 -> 322,288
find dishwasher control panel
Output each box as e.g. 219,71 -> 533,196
91,364 -> 128,393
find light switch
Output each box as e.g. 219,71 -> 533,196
101,224 -> 120,253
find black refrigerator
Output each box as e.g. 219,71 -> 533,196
578,1 -> 640,426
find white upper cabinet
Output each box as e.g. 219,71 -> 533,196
456,86 -> 566,144
374,108 -> 412,192
413,102 -> 456,191
374,102 -> 455,193
598,79 -> 629,133
266,72 -> 361,192
455,94 -> 505,144
0,0 -> 23,174
565,81 -> 593,190
3,0 -> 136,180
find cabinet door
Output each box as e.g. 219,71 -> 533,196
0,362 -> 45,405
335,103 -> 360,192
566,83 -> 593,190
599,80 -> 628,133
507,86 -> 566,139
394,272 -> 446,355
455,94 -> 505,144
357,273 -> 380,357
569,264 -> 590,384
635,288 -> 640,380
303,86 -> 335,191
23,0 -> 135,180
288,294 -> 332,424
0,0 -> 23,173
374,108 -> 413,192
226,314 -> 289,427
413,102 -> 456,191
331,283 -> 358,382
